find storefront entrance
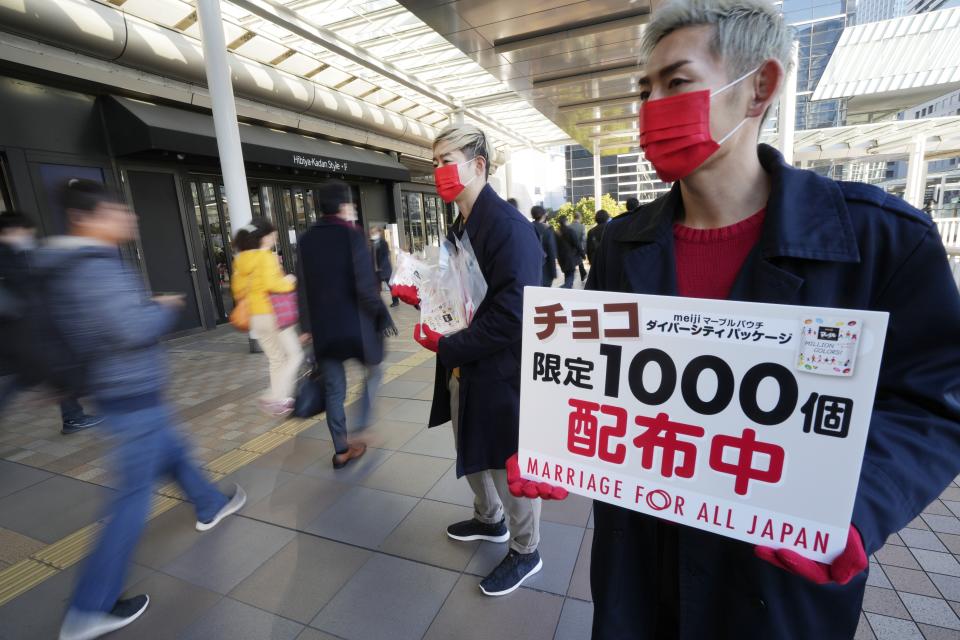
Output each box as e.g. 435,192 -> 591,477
400,191 -> 448,253
185,176 -> 365,324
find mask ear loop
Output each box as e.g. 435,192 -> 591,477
711,64 -> 764,145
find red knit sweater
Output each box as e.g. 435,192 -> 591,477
673,209 -> 766,300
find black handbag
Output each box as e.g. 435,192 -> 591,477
293,367 -> 326,418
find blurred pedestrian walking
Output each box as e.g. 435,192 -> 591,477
298,180 -> 397,469
231,220 -> 303,417
44,180 -> 244,640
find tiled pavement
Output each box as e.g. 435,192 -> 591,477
0,294 -> 959,639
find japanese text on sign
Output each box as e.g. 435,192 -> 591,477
518,288 -> 888,561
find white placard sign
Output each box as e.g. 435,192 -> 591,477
518,288 -> 888,562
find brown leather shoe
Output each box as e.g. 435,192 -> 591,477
332,443 -> 367,469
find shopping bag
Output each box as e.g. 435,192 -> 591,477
229,298 -> 251,332
293,367 -> 326,418
270,291 -> 299,329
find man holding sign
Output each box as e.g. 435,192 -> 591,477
510,0 -> 960,637
409,123 -> 548,597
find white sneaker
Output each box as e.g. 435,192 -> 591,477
196,484 -> 246,532
59,594 -> 149,640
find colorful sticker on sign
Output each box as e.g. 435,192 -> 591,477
797,317 -> 861,377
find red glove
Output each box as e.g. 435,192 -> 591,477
391,284 -> 421,307
755,524 -> 867,585
413,323 -> 441,353
506,454 -> 568,500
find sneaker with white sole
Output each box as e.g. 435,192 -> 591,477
479,549 -> 543,596
446,518 -> 510,543
196,484 -> 246,532
59,594 -> 150,640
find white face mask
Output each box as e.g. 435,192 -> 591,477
710,65 -> 762,145
371,234 -> 381,242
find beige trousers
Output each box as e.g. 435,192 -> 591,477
450,375 -> 541,554
250,314 -> 304,401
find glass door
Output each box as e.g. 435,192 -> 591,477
187,180 -> 234,323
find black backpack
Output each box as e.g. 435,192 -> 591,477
0,254 -> 89,396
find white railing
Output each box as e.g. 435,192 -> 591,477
933,219 -> 960,289
936,217 -> 960,248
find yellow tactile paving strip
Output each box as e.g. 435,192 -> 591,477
0,349 -> 435,607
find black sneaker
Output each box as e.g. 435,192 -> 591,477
59,594 -> 150,640
479,549 -> 543,596
61,415 -> 105,435
446,518 -> 510,543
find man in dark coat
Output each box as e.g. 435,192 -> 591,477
531,205 -> 557,287
299,180 -> 396,469
370,225 -> 398,307
555,215 -> 583,289
411,123 -> 546,597
578,2 -> 960,638
0,211 -> 103,434
569,212 -> 588,282
586,208 -> 610,267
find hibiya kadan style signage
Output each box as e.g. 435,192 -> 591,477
517,288 -> 889,562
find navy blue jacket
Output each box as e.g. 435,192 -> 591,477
299,217 -> 391,365
427,184 -> 542,476
372,237 -> 392,283
34,238 -> 179,403
588,145 -> 960,640
533,220 -> 558,284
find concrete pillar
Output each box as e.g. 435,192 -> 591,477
197,0 -> 252,230
778,42 -> 799,165
593,139 -> 602,213
904,134 -> 928,208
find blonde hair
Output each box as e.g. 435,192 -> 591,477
433,123 -> 490,178
640,0 -> 793,79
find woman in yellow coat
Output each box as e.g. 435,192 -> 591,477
231,220 -> 303,416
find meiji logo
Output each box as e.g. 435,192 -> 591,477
817,326 -> 840,341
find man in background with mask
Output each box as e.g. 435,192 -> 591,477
0,211 -> 103,434
576,0 -> 960,637
407,123 -> 547,597
369,225 -> 398,307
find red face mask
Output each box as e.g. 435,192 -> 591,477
639,67 -> 757,183
434,159 -> 478,203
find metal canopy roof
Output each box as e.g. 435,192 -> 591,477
812,7 -> 960,115
103,0 -> 572,152
396,0 -> 651,154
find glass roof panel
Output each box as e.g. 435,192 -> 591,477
145,0 -> 574,147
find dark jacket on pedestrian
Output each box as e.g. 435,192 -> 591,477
569,220 -> 587,254
427,184 -> 542,476
371,237 -> 392,283
587,145 -> 960,640
586,220 -> 608,266
299,217 -> 392,366
556,224 -> 582,274
533,220 -> 558,283
33,237 -> 180,403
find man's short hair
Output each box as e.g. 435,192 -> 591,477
596,210 -> 610,224
59,179 -> 120,216
507,198 -> 519,209
625,197 -> 641,211
316,180 -> 352,216
640,0 -> 793,80
530,205 -> 546,221
573,212 -> 582,221
0,211 -> 36,233
433,124 -> 490,178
